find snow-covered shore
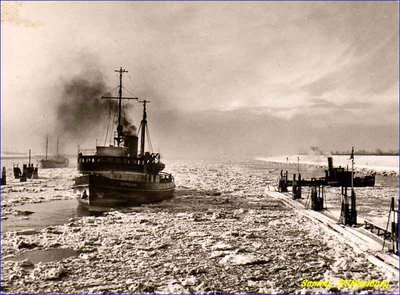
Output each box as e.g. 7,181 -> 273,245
1,159 -> 398,293
257,155 -> 399,176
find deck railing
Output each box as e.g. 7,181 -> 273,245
77,148 -> 97,156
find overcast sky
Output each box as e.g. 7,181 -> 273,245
2,2 -> 398,158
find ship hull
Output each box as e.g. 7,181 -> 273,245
41,159 -> 69,169
73,174 -> 175,207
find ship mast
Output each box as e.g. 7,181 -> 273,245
139,100 -> 150,156
102,67 -> 138,147
45,135 -> 48,160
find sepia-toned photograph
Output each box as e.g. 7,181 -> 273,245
1,1 -> 398,294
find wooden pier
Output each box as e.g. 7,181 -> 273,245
264,187 -> 399,277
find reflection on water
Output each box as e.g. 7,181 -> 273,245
1,199 -> 100,232
6,248 -> 80,264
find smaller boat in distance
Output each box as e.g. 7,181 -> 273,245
325,157 -> 375,187
40,136 -> 69,168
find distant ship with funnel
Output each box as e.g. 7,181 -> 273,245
73,67 -> 175,207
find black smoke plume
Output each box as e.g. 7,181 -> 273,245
56,72 -> 134,144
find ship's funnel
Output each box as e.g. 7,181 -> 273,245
124,131 -> 138,157
124,134 -> 138,157
122,123 -> 138,157
124,124 -> 137,136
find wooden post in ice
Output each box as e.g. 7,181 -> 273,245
340,186 -> 350,224
278,170 -> 288,192
292,173 -> 302,200
383,197 -> 398,253
310,180 -> 323,211
340,148 -> 357,225
20,165 -> 27,182
391,199 -> 398,254
350,147 -> 357,225
1,167 -> 6,185
13,165 -> 21,179
350,147 -> 354,190
32,166 -> 39,179
292,174 -> 297,199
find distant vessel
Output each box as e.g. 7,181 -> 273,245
73,67 -> 175,207
325,157 -> 375,187
40,136 -> 69,168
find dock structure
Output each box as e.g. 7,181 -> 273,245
13,149 -> 39,181
274,154 -> 398,256
381,197 -> 399,254
265,188 -> 399,276
278,156 -> 375,225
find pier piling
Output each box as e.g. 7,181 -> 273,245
32,166 -> 39,179
1,167 -> 6,185
13,165 -> 22,179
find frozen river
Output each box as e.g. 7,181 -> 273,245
1,157 -> 398,293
